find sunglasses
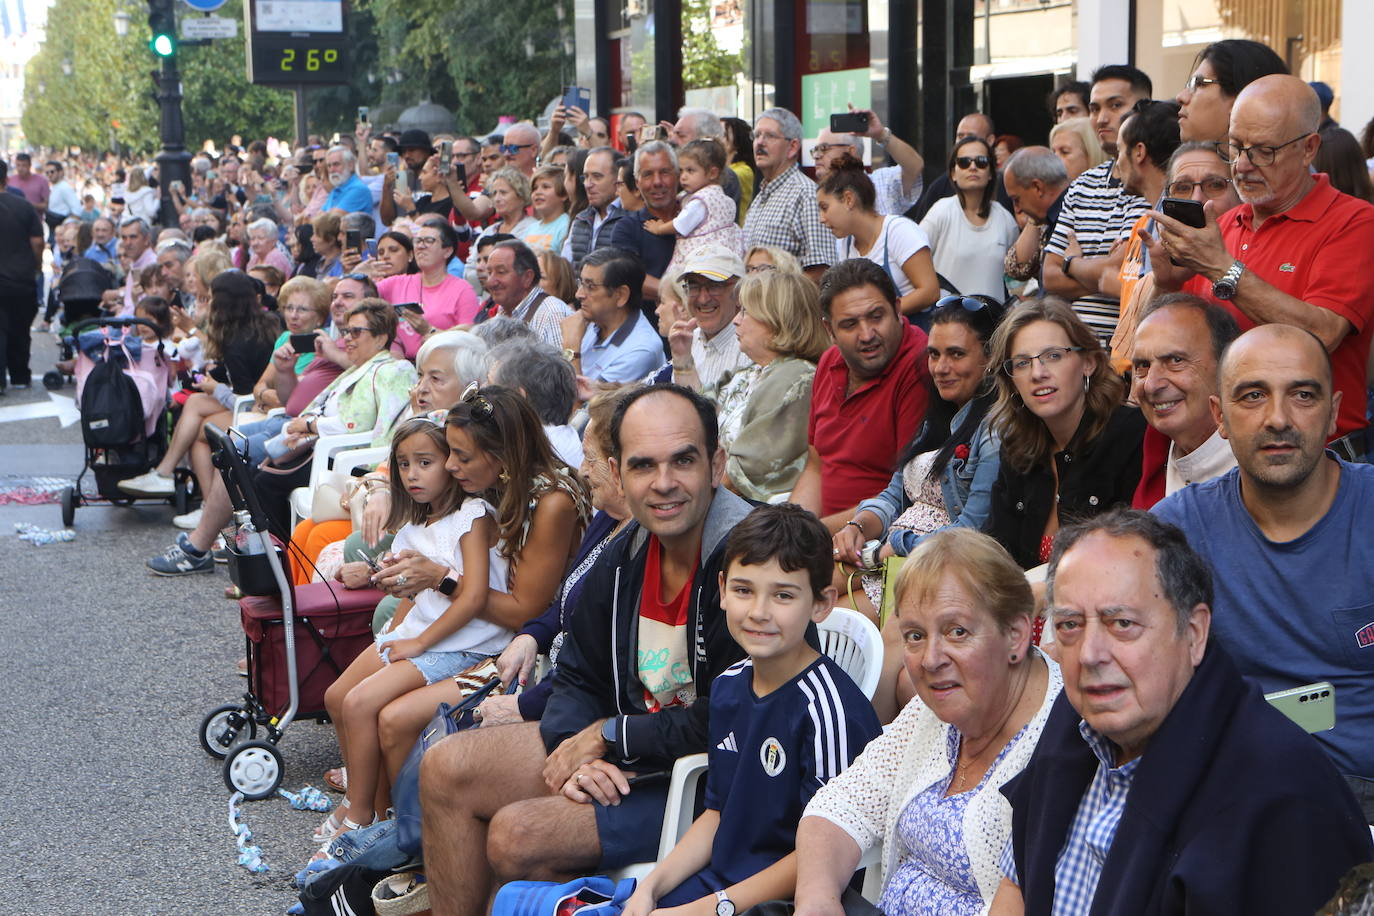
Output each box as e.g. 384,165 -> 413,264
500,143 -> 536,155
343,273 -> 370,282
935,295 -> 998,314
955,156 -> 991,170
339,326 -> 373,339
460,382 -> 495,423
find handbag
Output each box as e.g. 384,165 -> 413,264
492,875 -> 638,916
392,671 -> 505,856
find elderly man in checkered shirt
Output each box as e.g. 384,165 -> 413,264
742,108 -> 834,284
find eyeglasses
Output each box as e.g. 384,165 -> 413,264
955,156 -> 991,170
1219,134 -> 1312,167
684,278 -> 733,295
812,143 -> 854,156
753,131 -> 786,144
413,236 -> 443,247
1002,346 -> 1083,377
1166,177 -> 1234,199
1182,75 -> 1220,94
746,263 -> 776,274
460,382 -> 495,422
339,326 -> 373,339
500,143 -> 536,155
577,277 -> 608,291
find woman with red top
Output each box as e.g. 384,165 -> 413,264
377,221 -> 479,358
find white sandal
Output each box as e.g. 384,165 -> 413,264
311,809 -> 346,845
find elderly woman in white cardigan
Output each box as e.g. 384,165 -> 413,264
794,529 -> 1062,916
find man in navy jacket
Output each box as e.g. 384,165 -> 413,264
420,384 -> 754,916
990,510 -> 1371,916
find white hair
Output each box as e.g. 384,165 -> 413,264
247,217 -> 278,239
633,140 -> 678,181
756,107 -> 803,142
327,145 -> 354,168
417,329 -> 491,389
676,107 -> 724,140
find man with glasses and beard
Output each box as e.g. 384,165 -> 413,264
1148,74 -> 1374,437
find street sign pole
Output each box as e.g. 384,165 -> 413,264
294,86 -> 308,148
151,0 -> 192,230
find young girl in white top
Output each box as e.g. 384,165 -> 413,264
649,138 -> 745,275
315,415 -> 511,844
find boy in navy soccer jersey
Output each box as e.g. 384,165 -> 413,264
622,504 -> 882,916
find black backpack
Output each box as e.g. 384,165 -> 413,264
81,355 -> 145,448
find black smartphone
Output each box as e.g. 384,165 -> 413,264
561,86 -> 591,114
177,370 -> 195,388
625,769 -> 671,788
453,161 -> 467,186
438,140 -> 452,175
830,111 -> 869,134
1161,197 -> 1206,228
393,302 -> 421,317
346,228 -> 362,252
625,133 -> 638,155
289,332 -> 318,354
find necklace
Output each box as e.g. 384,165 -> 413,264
952,659 -> 1033,792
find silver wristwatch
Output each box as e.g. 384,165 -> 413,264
714,890 -> 736,916
1212,260 -> 1245,300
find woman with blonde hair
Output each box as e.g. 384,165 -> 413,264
984,298 -> 1143,573
538,248 -> 576,303
743,244 -> 802,276
715,270 -> 830,502
1048,117 -> 1107,184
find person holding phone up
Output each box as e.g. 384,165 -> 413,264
377,220 -> 480,358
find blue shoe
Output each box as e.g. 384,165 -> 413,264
147,533 -> 214,576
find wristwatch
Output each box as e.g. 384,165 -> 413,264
1212,259 -> 1245,300
714,890 -> 736,916
601,716 -> 620,751
1061,255 -> 1076,280
876,127 -> 892,146
437,576 -> 458,597
562,347 -> 578,363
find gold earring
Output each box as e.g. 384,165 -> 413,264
499,470 -> 510,484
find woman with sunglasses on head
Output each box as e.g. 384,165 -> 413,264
465,167 -> 537,296
919,137 -> 1020,304
366,384 -> 591,795
817,155 -> 940,326
983,298 -> 1143,575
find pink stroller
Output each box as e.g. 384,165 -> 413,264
60,316 -> 185,525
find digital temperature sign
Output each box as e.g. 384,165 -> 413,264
245,0 -> 349,86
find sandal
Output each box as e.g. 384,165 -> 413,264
323,766 -> 347,794
311,809 -> 346,845
311,811 -> 376,853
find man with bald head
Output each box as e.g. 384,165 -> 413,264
1154,324 -> 1374,821
502,123 -> 542,177
1149,74 -> 1374,436
812,106 -> 925,216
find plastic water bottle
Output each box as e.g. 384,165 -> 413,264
233,510 -> 266,556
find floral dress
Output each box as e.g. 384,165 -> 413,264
878,723 -> 1031,916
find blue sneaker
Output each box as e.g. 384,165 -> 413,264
147,533 -> 214,576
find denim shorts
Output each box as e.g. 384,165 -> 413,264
236,414 -> 290,466
376,636 -> 489,686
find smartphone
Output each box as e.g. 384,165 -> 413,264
1161,197 -> 1206,229
177,370 -> 195,388
386,151 -> 400,170
640,125 -> 658,143
289,332 -> 318,354
346,228 -> 362,252
170,179 -> 185,193
357,106 -> 370,124
393,302 -> 421,317
830,111 -> 869,134
625,133 -> 638,155
625,770 -> 671,788
1265,681 -> 1335,734
438,140 -> 452,175
353,547 -> 381,573
453,161 -> 467,186
561,86 -> 591,114
396,170 -> 409,194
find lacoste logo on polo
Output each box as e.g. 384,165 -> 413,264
1356,621 -> 1374,649
717,732 -> 738,752
1279,262 -> 1296,272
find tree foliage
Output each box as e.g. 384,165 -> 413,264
359,0 -> 572,135
681,0 -> 740,91
176,0 -> 294,146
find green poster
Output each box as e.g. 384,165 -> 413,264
801,67 -> 872,137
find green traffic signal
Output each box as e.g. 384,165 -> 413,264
151,32 -> 175,56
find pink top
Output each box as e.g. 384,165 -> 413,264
377,272 -> 480,359
247,248 -> 294,276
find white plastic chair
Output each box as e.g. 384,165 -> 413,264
286,431 -> 373,529
613,608 -> 886,882
817,606 -> 884,700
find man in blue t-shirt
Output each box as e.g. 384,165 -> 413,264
1154,323 -> 1374,820
623,504 -> 881,915
322,146 -> 374,215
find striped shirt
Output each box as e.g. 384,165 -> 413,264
1045,160 -> 1148,343
999,719 -> 1140,914
743,163 -> 834,269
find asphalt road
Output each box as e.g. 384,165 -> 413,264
0,330 -> 338,915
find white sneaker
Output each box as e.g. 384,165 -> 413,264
173,507 -> 203,529
118,470 -> 176,496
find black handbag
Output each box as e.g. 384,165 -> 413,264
392,674 -> 505,856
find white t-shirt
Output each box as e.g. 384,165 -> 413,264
835,215 -> 931,299
387,497 -> 512,656
919,195 -> 1019,301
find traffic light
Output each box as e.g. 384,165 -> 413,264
148,0 -> 175,57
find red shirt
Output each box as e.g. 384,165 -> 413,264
808,321 -> 930,516
638,535 -> 699,711
1208,173 -> 1374,436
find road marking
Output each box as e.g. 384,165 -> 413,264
0,392 -> 81,427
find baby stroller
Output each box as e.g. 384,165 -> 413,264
199,423 -> 383,799
42,257 -> 118,391
59,316 -> 184,526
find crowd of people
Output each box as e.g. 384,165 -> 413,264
6,35 -> 1374,915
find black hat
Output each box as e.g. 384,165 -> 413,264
397,129 -> 434,153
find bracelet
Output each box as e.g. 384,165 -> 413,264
877,127 -> 892,146
671,359 -> 696,373
844,519 -> 865,535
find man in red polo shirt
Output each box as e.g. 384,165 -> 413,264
1147,74 -> 1374,436
791,258 -> 929,531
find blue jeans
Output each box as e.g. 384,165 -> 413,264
316,817 -> 417,872
236,414 -> 290,466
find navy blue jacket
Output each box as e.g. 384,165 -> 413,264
1003,642 -> 1372,915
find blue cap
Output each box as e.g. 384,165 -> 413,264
1309,81 -> 1334,110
